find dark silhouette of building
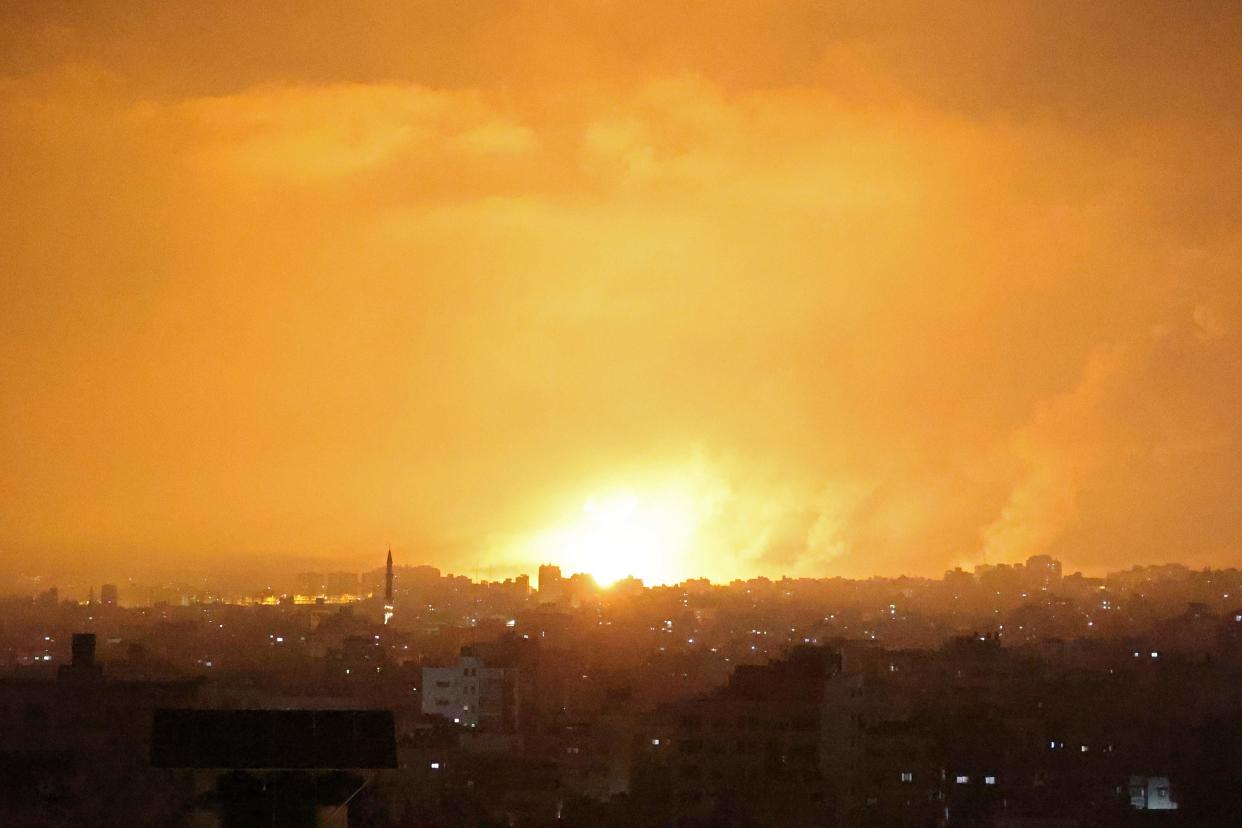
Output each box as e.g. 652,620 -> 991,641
151,708 -> 397,769
634,646 -> 861,827
0,632 -> 203,825
58,632 -> 103,683
537,564 -> 563,604
152,709 -> 397,827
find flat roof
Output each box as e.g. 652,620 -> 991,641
150,709 -> 397,769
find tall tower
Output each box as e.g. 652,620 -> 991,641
383,547 -> 394,625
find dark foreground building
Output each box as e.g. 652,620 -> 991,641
0,633 -> 203,826
632,646 -> 863,827
151,708 -> 397,827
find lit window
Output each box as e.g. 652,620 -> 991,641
1150,651 -> 1159,658
956,775 -> 968,784
652,738 -> 661,746
430,762 -> 440,770
900,772 -> 913,783
985,776 -> 996,785
1157,786 -> 1168,798
1080,745 -> 1088,753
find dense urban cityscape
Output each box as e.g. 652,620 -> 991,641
6,1 -> 1242,825
1,552 -> 1239,825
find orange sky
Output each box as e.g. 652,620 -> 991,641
2,2 -> 1240,584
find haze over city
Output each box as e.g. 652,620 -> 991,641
3,2 -> 1241,591
5,5 -> 1242,827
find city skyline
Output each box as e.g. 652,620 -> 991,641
8,544 -> 1234,610
9,545 -> 1241,602
5,536 -> 1236,824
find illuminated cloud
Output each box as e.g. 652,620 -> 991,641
985,303 -> 1242,571
1,2 -> 1240,582
184,83 -> 538,182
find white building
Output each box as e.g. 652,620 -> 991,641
1129,775 -> 1178,810
421,650 -> 517,729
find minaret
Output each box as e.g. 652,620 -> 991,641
383,547 -> 394,625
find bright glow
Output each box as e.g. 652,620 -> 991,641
536,490 -> 700,586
